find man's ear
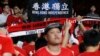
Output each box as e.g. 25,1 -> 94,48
44,35 -> 48,41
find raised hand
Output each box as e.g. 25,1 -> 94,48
64,20 -> 72,30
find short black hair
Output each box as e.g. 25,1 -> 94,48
93,24 -> 100,30
13,5 -> 22,9
83,29 -> 100,47
2,4 -> 9,8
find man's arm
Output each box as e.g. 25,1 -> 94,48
62,20 -> 72,47
77,16 -> 86,32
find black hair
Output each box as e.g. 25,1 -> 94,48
93,24 -> 100,30
79,42 -> 86,53
83,29 -> 100,47
13,5 -> 22,9
2,4 -> 9,9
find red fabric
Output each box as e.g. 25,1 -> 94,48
0,34 -> 15,55
70,45 -> 80,56
23,44 -> 35,56
78,51 -> 100,56
35,47 -> 73,56
77,35 -> 83,43
22,41 -> 28,47
14,46 -> 27,56
0,7 -> 2,14
77,26 -> 91,44
85,26 -> 91,30
6,15 -> 23,26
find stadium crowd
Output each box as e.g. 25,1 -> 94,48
0,0 -> 100,56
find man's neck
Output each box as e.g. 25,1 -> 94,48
46,44 -> 61,55
3,12 -> 9,16
86,46 -> 99,52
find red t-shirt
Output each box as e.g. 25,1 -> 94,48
0,7 -> 2,14
78,51 -> 100,56
0,34 -> 15,55
23,44 -> 35,56
35,46 -> 73,56
69,45 -> 80,56
6,15 -> 23,26
14,46 -> 27,56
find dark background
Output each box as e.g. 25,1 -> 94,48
0,0 -> 100,16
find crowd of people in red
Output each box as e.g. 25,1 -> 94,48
0,0 -> 100,56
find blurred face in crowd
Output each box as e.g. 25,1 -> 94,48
3,5 -> 10,14
90,6 -> 96,12
45,28 -> 62,45
94,28 -> 100,32
13,6 -> 21,14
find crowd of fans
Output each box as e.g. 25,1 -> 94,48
0,0 -> 100,56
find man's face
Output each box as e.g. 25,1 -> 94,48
90,6 -> 96,12
3,5 -> 10,13
45,28 -> 62,45
13,6 -> 21,14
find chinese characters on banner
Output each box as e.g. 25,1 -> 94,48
28,0 -> 72,22
32,2 -> 69,15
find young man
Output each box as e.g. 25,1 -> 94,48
0,28 -> 15,56
35,22 -> 73,56
86,5 -> 99,18
0,4 -> 10,27
78,29 -> 100,56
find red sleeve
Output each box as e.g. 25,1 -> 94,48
0,7 -> 2,14
2,37 -> 15,54
34,47 -> 45,56
6,15 -> 13,26
34,52 -> 40,56
18,17 -> 24,24
23,44 -> 35,56
70,45 -> 80,56
14,46 -> 27,56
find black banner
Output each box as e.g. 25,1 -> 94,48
27,0 -> 72,22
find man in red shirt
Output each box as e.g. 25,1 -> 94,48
23,41 -> 35,56
78,29 -> 100,56
35,22 -> 73,56
6,5 -> 23,26
0,36 -> 15,56
0,28 -> 15,56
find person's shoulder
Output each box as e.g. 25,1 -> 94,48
36,47 -> 46,53
35,47 -> 46,56
62,47 -> 72,52
8,15 -> 13,17
8,14 -> 14,18
0,32 -> 11,40
95,51 -> 100,55
86,13 -> 91,16
61,47 -> 73,54
78,52 -> 86,56
60,47 -> 74,56
78,51 -> 100,56
0,13 -> 2,16
0,33 -> 8,38
0,13 -> 4,17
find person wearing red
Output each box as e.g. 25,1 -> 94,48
35,22 -> 73,56
0,7 -> 2,14
6,5 -> 23,26
0,28 -> 15,56
14,46 -> 27,56
23,41 -> 35,56
78,29 -> 100,56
